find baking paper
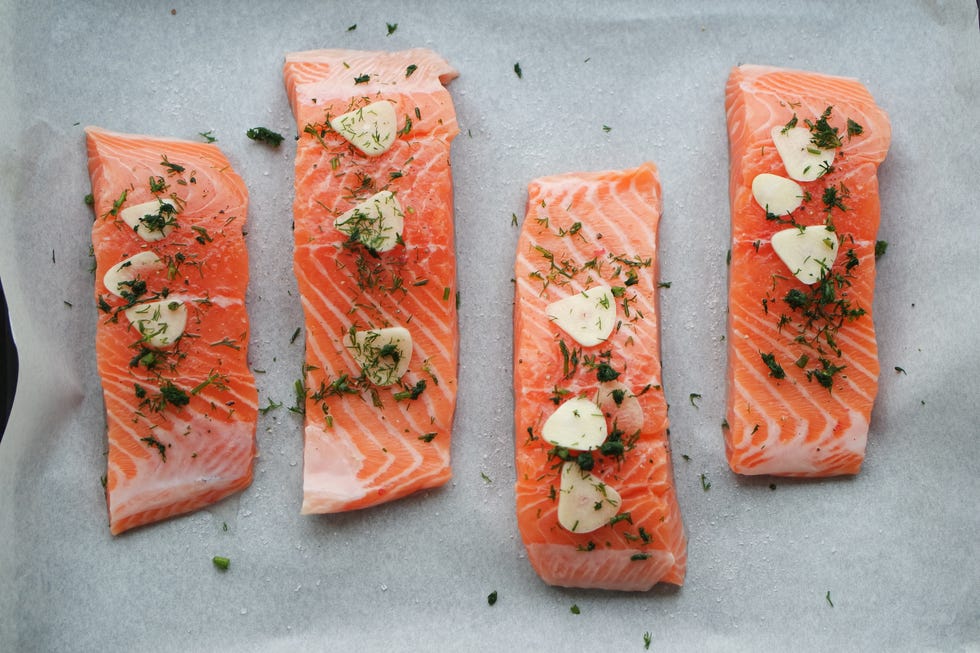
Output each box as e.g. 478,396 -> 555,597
1,1 -> 978,650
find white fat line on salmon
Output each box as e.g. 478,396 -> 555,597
296,274 -> 380,357
368,455 -> 451,502
188,378 -> 256,408
735,290 -> 855,353
162,292 -> 242,309
357,427 -> 429,490
824,342 -> 878,391
316,414 -> 431,491
526,237 -> 656,303
379,293 -> 456,358
306,247 -> 415,313
730,342 -> 835,439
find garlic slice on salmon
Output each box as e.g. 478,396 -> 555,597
771,126 -> 835,182
103,252 -> 164,298
542,396 -> 607,450
546,285 -> 615,347
345,326 -> 412,386
124,299 -> 187,349
751,173 -> 804,217
771,225 -> 840,284
557,461 -> 622,533
119,198 -> 178,242
335,190 -> 404,253
595,381 -> 644,437
330,100 -> 398,156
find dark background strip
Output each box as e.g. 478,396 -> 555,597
0,277 -> 17,440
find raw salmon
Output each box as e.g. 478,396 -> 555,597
283,49 -> 459,513
724,65 -> 890,476
513,164 -> 686,590
85,127 -> 257,534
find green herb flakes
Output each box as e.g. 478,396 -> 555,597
874,240 -> 888,260
760,351 -> 786,379
259,398 -> 282,415
806,106 -> 843,150
246,127 -> 284,146
140,436 -> 167,462
595,362 -> 620,382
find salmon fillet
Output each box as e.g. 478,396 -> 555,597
724,65 -> 890,476
283,49 -> 459,513
513,164 -> 687,590
85,127 -> 257,535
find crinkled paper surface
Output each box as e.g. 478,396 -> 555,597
0,1 -> 978,651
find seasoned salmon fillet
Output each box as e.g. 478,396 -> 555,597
283,49 -> 459,512
723,65 -> 890,476
86,127 -> 257,534
513,164 -> 686,590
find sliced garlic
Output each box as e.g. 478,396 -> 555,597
103,252 -> 164,298
344,326 -> 412,386
546,285 -> 616,348
595,381 -> 644,437
335,191 -> 404,253
125,300 -> 187,349
119,198 -> 178,242
557,461 -> 622,533
329,100 -> 398,156
771,225 -> 840,285
542,396 -> 607,451
751,173 -> 805,218
770,126 -> 835,182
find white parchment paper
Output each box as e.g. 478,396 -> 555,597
1,1 -> 978,650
